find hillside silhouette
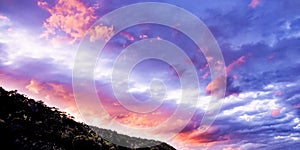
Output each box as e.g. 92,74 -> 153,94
0,87 -> 176,150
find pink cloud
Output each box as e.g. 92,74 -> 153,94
206,75 -> 226,94
139,34 -> 148,39
0,14 -> 9,21
156,36 -> 162,40
201,71 -> 209,79
268,53 -> 276,60
223,147 -> 242,150
0,72 -> 29,93
120,31 -> 135,41
233,75 -> 238,80
0,72 -> 80,119
98,96 -> 174,128
293,104 -> 300,109
204,56 -> 247,96
0,71 -> 177,131
25,80 -> 42,94
249,0 -> 261,8
274,90 -> 282,96
173,126 -> 230,147
199,64 -> 209,72
113,112 -> 168,128
88,24 -> 114,42
25,80 -> 74,104
271,108 -> 281,117
38,0 -> 97,43
226,56 -> 246,74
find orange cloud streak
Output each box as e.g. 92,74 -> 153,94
174,126 -> 230,147
119,31 -> 135,41
206,56 -> 246,95
226,56 -> 246,74
206,75 -> 226,94
25,79 -> 80,120
99,97 -> 173,128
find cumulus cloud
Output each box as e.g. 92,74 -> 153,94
38,0 -> 97,42
1,0 -> 300,149
206,75 -> 226,95
88,24 -> 114,42
171,85 -> 300,149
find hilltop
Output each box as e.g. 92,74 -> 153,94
0,87 -> 175,150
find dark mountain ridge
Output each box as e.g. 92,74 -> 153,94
0,87 -> 175,150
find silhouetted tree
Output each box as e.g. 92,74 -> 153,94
0,87 -> 175,150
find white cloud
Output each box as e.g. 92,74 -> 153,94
164,89 -> 182,103
94,58 -> 114,82
274,133 -> 300,141
127,82 -> 149,93
0,17 -> 76,71
219,91 -> 280,119
293,118 -> 300,130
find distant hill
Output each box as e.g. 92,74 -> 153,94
0,87 -> 176,150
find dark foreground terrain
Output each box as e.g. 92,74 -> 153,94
0,87 -> 175,150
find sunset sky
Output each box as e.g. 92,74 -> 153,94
1,0 -> 300,149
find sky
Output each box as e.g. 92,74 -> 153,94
0,0 -> 300,149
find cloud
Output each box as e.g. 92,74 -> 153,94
0,15 -> 77,73
112,112 -> 168,128
0,14 -> 9,21
25,80 -> 41,94
206,55 -> 248,97
88,24 -> 114,42
38,0 -> 97,42
202,0 -> 300,49
171,85 -> 300,149
206,75 -> 226,94
226,56 -> 246,74
225,76 -> 241,96
119,31 -> 135,41
0,68 -> 81,121
2,1 -> 300,149
271,108 -> 282,117
25,78 -> 83,120
248,0 -> 261,8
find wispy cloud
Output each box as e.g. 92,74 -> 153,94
248,0 -> 261,8
1,0 -> 300,149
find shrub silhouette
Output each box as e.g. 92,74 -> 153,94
0,87 -> 175,150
